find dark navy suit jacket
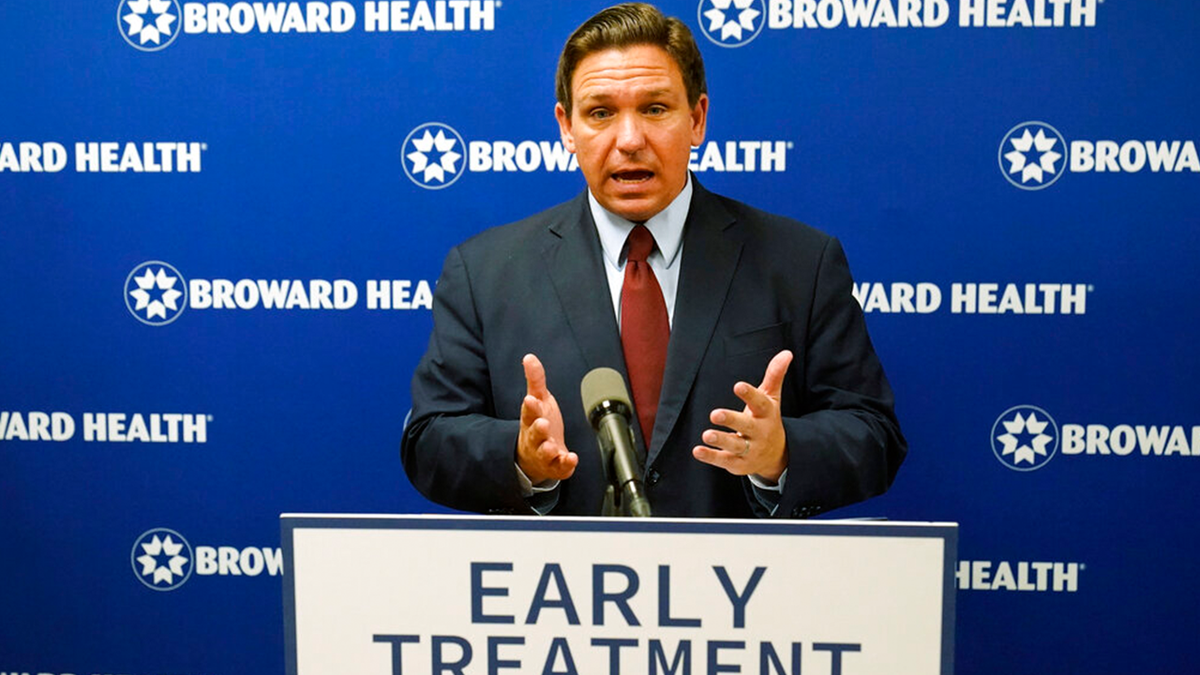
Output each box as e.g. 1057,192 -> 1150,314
401,180 -> 906,518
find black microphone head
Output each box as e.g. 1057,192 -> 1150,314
580,367 -> 632,426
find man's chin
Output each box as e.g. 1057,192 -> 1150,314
611,204 -> 663,222
598,193 -> 667,223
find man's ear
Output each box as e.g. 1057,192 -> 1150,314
555,102 -> 577,153
690,93 -> 709,147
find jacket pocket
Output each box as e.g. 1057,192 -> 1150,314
724,321 -> 790,358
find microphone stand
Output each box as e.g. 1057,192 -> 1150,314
589,399 -> 653,518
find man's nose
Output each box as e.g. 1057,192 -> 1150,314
614,114 -> 647,154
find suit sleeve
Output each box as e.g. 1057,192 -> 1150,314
772,237 -> 907,519
400,246 -> 537,515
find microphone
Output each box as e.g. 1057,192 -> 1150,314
581,367 -> 652,518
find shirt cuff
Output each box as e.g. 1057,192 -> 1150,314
515,463 -> 560,496
748,469 -> 787,517
748,468 -> 787,492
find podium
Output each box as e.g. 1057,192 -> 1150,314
282,515 -> 956,675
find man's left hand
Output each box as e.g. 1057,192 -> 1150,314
692,350 -> 793,483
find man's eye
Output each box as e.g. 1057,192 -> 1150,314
590,109 -> 611,120
646,105 -> 667,115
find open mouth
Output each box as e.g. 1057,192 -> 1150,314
612,170 -> 654,184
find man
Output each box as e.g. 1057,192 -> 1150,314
401,3 -> 905,518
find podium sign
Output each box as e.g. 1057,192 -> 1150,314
282,515 -> 956,675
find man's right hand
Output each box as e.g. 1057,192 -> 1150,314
517,353 -> 579,485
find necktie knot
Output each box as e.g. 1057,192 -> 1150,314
626,225 -> 655,263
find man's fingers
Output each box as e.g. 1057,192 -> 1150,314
520,395 -> 542,427
523,353 -> 549,398
698,353 -> 792,481
734,381 -> 776,418
709,406 -> 756,435
546,448 -> 580,479
701,428 -> 747,455
518,356 -> 573,484
758,350 -> 793,399
530,417 -> 554,446
520,430 -> 576,483
537,441 -> 578,480
691,445 -> 747,475
521,419 -> 556,466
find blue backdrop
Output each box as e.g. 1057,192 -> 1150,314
2,1 -> 1198,673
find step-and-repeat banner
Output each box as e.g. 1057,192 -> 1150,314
2,1 -> 1197,673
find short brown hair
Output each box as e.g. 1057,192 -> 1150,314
555,3 -> 707,116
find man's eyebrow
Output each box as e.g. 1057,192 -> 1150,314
576,92 -> 613,105
576,88 -> 675,105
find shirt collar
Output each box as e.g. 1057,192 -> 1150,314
589,174 -> 692,270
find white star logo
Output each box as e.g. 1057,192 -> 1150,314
698,0 -> 764,47
136,534 -> 190,585
402,123 -> 467,189
999,122 -> 1067,190
131,528 -> 194,591
125,261 -> 187,326
996,412 -> 1053,465
1005,129 -> 1062,184
408,130 -> 461,184
705,0 -> 761,42
992,405 -> 1059,471
129,267 -> 183,320
119,0 -> 181,51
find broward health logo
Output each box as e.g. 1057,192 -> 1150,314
698,0 -> 765,47
992,405 -> 1059,471
129,528 -> 283,590
117,2 -> 497,53
122,262 -> 434,320
999,121 -> 1066,190
118,0 -> 182,51
132,528 -> 193,591
401,122 -> 789,189
1000,121 -> 1199,188
125,261 -> 187,326
402,122 -> 465,189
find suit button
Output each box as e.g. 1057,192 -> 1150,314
792,505 -> 821,519
646,469 -> 661,486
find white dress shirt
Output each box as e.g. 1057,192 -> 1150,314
588,175 -> 692,328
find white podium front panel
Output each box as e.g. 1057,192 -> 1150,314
282,515 -> 956,675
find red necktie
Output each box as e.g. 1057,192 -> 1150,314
620,225 -> 670,449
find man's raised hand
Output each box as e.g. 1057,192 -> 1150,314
692,350 -> 793,483
517,353 -> 579,484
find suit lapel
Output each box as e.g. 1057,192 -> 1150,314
545,193 -> 628,376
648,182 -> 744,465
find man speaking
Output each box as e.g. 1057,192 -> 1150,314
401,3 -> 905,518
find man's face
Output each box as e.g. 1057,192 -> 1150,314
555,45 -> 708,222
